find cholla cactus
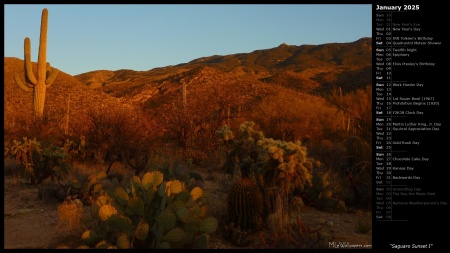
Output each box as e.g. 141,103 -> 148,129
217,121 -> 313,193
217,121 -> 322,247
215,125 -> 235,142
257,138 -> 312,195
4,137 -> 71,185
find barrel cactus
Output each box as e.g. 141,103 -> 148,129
224,178 -> 264,246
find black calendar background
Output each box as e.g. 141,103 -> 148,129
372,1 -> 448,250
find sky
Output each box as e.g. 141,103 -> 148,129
4,4 -> 372,76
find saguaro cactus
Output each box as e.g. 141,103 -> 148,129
64,94 -> 71,135
182,82 -> 187,108
13,8 -> 59,119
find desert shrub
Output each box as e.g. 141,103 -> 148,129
258,192 -> 318,249
58,199 -> 84,233
355,210 -> 372,234
325,85 -> 372,144
83,106 -> 128,163
159,70 -> 262,163
4,137 -> 72,184
83,106 -> 158,175
306,139 -> 347,171
342,135 -> 372,208
301,160 -> 344,211
6,114 -> 67,147
60,136 -> 87,162
253,88 -> 341,142
3,157 -> 24,177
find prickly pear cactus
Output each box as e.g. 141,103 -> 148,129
98,204 -> 118,221
199,217 -> 218,234
81,230 -> 98,246
116,232 -> 131,249
159,163 -> 205,190
79,170 -> 217,249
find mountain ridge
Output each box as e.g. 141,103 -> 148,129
4,37 -> 372,139
74,37 -> 371,97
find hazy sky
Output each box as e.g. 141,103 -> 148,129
4,4 -> 372,76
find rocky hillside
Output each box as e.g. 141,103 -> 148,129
3,57 -> 137,137
4,37 -> 371,141
75,37 -> 372,99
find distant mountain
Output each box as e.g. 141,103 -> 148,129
75,37 -> 372,98
4,38 -> 371,138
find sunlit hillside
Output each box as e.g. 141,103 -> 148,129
4,38 -> 372,249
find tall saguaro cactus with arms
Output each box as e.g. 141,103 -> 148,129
13,8 -> 59,119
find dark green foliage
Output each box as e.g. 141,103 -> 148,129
61,135 -> 86,161
303,165 -> 337,211
4,137 -> 72,185
343,134 -> 372,208
34,144 -> 72,184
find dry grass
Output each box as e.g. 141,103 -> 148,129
58,199 -> 84,234
355,210 -> 372,234
267,194 -> 290,238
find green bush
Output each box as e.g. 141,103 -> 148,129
4,137 -> 71,184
